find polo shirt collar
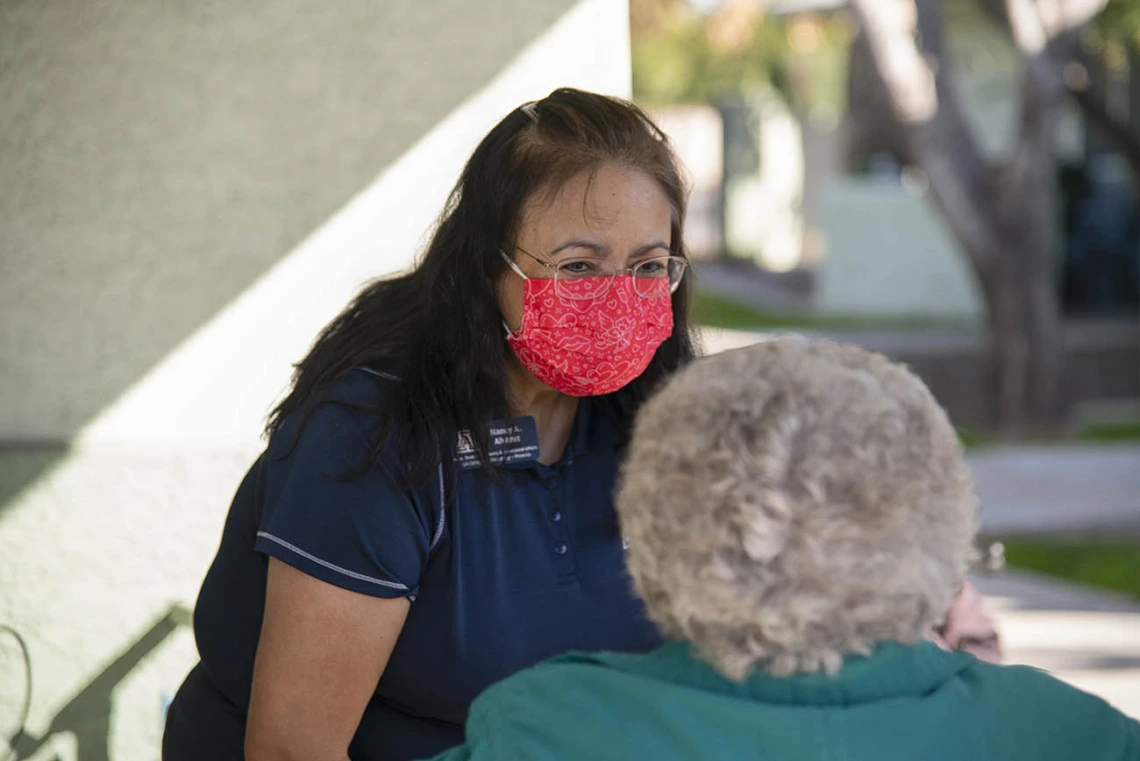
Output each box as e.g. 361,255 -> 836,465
573,397 -> 626,459
503,396 -> 625,471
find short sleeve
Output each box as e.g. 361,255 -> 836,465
253,372 -> 433,599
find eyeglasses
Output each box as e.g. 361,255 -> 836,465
506,245 -> 688,301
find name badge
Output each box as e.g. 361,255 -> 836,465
455,417 -> 540,469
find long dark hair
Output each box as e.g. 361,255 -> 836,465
267,88 -> 699,487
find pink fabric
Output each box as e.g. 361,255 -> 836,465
507,275 -> 673,397
928,581 -> 1003,664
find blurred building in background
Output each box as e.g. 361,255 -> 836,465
648,105 -> 725,257
640,0 -> 1139,430
654,0 -> 1140,321
0,1 -> 632,757
721,89 -> 806,273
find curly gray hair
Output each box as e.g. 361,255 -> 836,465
617,338 -> 978,681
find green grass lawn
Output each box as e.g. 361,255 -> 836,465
955,421 -> 1140,450
1079,421 -> 1140,443
690,289 -> 977,333
955,428 -> 991,450
999,539 -> 1140,600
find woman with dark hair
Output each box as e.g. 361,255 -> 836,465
161,88 -> 697,761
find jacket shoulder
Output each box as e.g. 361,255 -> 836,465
964,661 -> 1140,759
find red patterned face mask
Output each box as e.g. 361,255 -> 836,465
501,256 -> 674,397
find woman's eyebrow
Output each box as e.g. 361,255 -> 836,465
551,239 -> 607,257
550,239 -> 671,258
631,241 -> 671,257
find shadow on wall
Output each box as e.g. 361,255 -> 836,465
0,0 -> 582,458
0,448 -> 66,522
10,603 -> 192,761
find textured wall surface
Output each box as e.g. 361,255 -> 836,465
816,177 -> 986,318
0,0 -> 631,757
0,0 -> 624,440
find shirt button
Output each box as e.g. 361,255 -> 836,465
554,543 -> 568,555
551,511 -> 562,523
545,480 -> 557,490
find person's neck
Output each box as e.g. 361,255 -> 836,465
506,360 -> 579,466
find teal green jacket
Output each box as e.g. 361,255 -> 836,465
427,641 -> 1140,761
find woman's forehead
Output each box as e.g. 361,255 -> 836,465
519,165 -> 672,250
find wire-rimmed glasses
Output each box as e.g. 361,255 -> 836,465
509,245 -> 688,301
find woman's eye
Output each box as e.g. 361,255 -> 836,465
560,260 -> 598,276
636,260 -> 666,276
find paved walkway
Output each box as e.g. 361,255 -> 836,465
970,445 -> 1140,535
973,570 -> 1140,718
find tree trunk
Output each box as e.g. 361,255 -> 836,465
984,230 -> 1066,431
849,0 -> 1070,432
990,41 -> 1068,430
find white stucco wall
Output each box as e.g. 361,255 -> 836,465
812,1 -> 1080,318
0,1 -> 631,757
724,92 -> 805,273
648,105 -> 724,259
816,177 -> 985,318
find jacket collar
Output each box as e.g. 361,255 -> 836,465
557,640 -> 976,707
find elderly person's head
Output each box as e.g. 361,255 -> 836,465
617,338 -> 977,681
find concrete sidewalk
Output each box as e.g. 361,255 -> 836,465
973,570 -> 1140,718
970,445 -> 1140,536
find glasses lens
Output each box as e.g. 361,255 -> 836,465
634,257 -> 686,298
555,259 -> 613,300
552,256 -> 687,300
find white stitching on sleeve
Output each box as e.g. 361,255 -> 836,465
430,463 -> 446,551
356,367 -> 400,382
256,531 -> 409,591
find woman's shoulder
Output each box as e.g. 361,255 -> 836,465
319,365 -> 402,405
268,367 -> 402,460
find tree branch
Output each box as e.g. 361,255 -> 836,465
979,0 -> 1107,37
851,0 -> 937,123
844,28 -> 917,168
997,0 -> 1072,241
976,1 -> 1139,179
1005,0 -> 1050,54
1069,79 -> 1140,178
1055,39 -> 1140,180
850,0 -> 1002,273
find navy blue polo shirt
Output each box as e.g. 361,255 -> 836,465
191,368 -> 662,761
